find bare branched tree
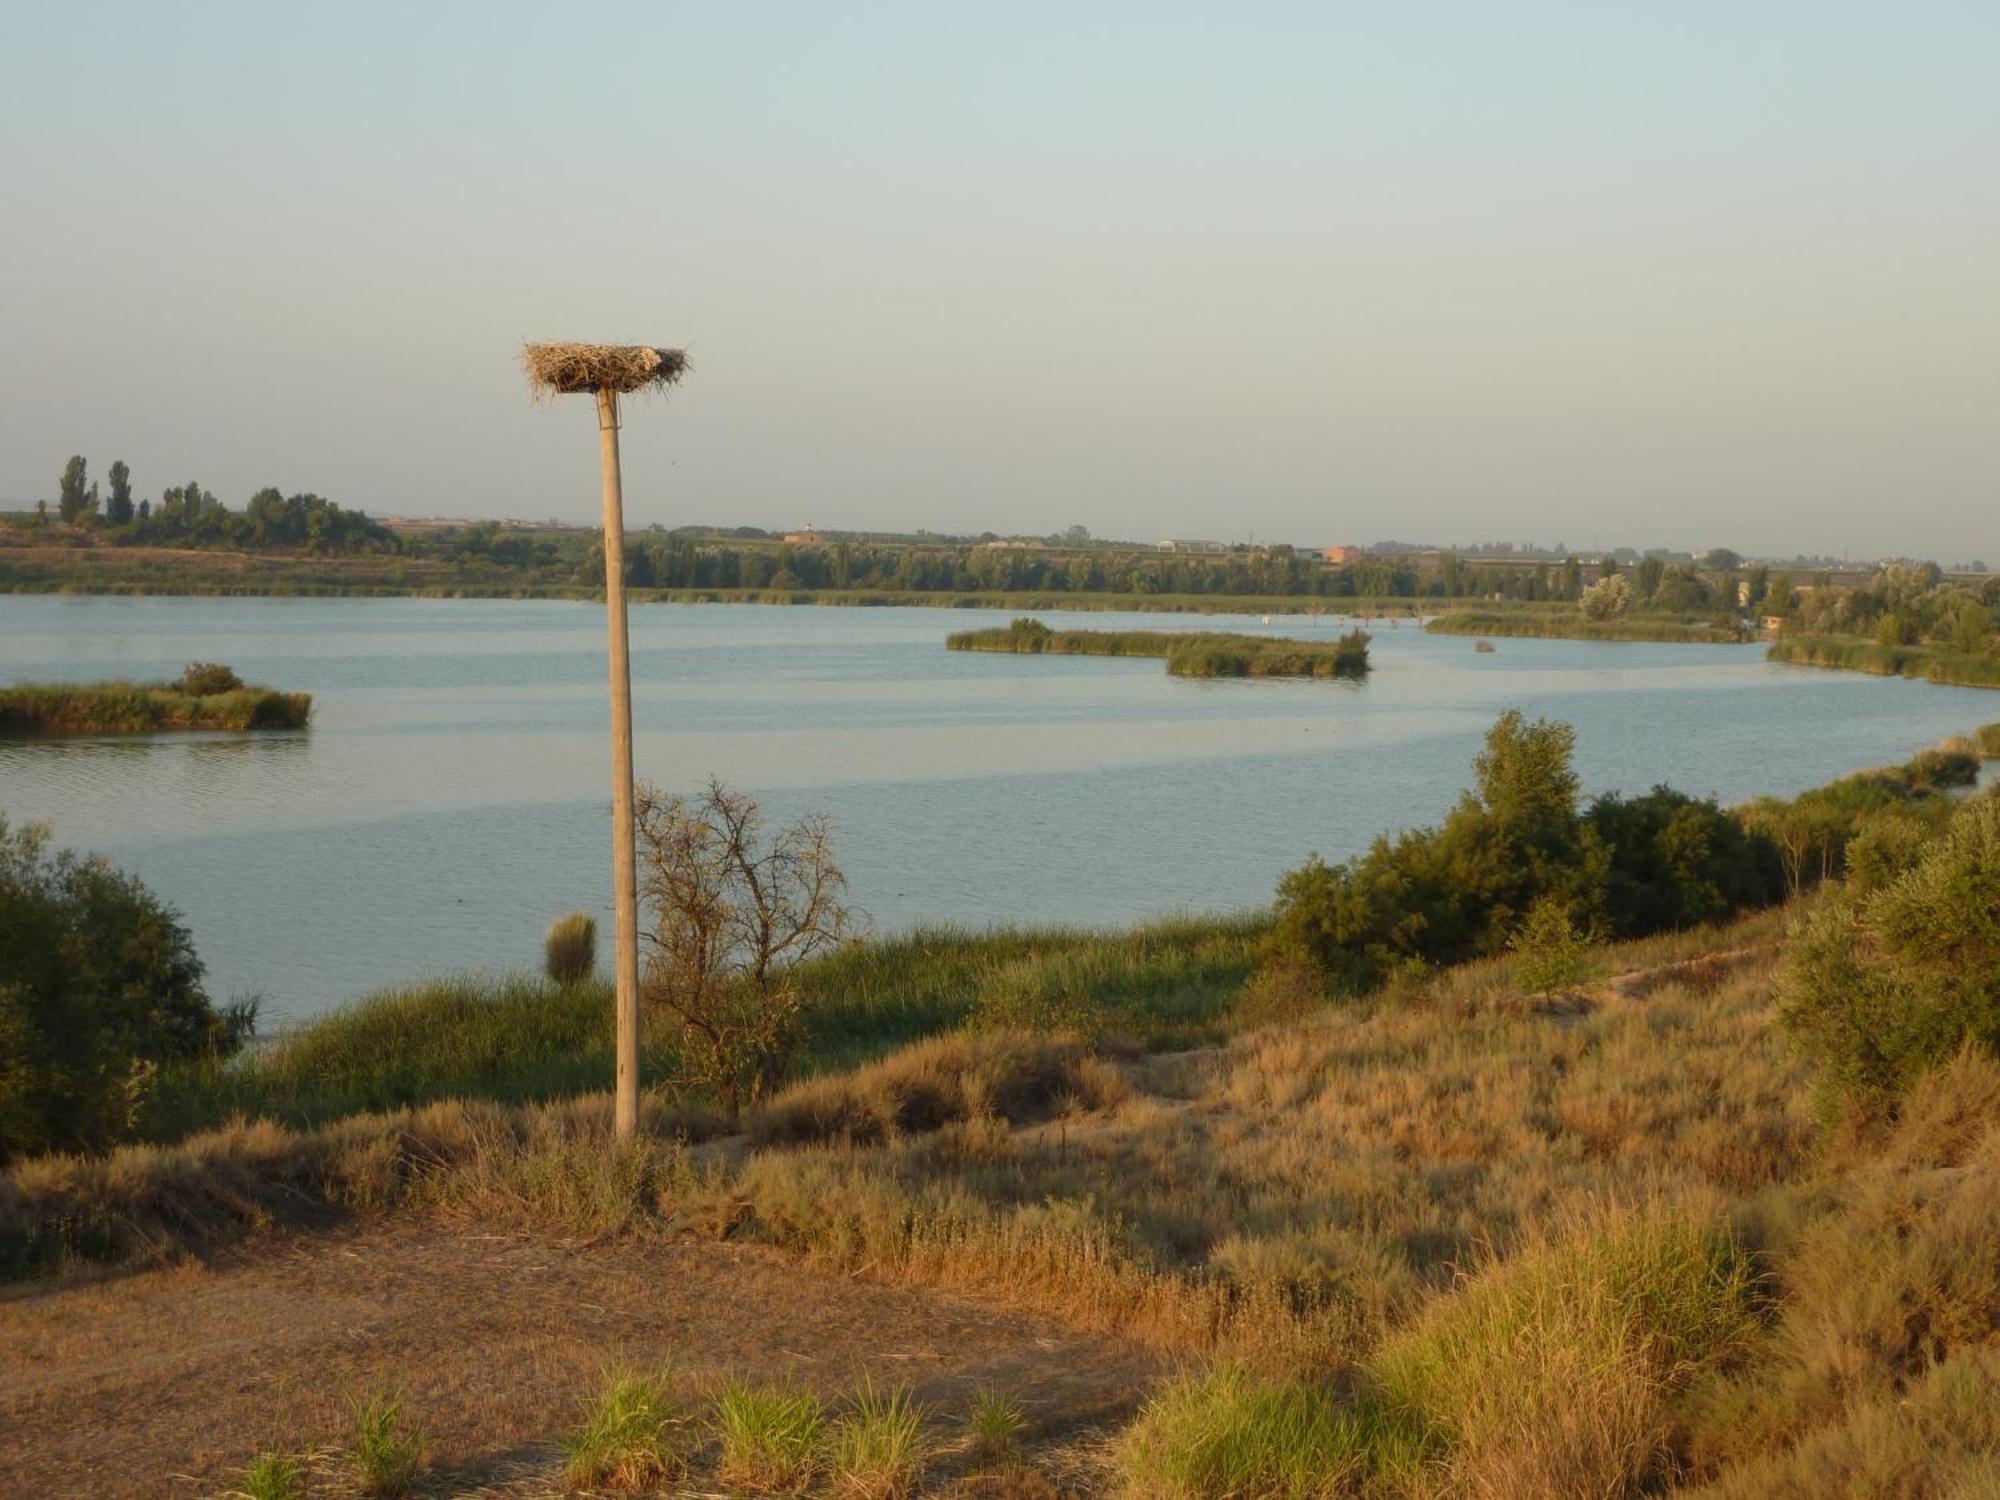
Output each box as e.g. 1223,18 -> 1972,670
635,778 -> 850,1115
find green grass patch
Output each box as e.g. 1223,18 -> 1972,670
948,618 -> 1371,678
1117,1365 -> 1427,1499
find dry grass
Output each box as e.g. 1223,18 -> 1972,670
12,904 -> 2000,1496
521,342 -> 688,398
747,1030 -> 1127,1146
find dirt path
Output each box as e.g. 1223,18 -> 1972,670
0,1220 -> 1159,1498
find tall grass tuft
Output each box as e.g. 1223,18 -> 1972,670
963,1387 -> 1029,1468
828,1377 -> 930,1499
227,1452 -> 306,1500
543,910 -> 598,986
349,1392 -> 424,1497
562,1367 -> 692,1491
1368,1204 -> 1761,1497
712,1380 -> 826,1492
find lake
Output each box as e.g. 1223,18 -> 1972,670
1,594 -> 1992,1024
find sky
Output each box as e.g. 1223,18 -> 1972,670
1,2 -> 1996,559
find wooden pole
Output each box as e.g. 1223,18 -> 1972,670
597,386 -> 641,1140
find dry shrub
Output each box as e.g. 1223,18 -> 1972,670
1231,952 -> 1325,1031
1682,1348 -> 2000,1500
1682,1051 -> 2000,1484
0,1092 -> 714,1277
747,1031 -> 1122,1147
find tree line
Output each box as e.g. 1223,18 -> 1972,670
38,455 -> 393,555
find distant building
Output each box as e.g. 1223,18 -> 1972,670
1158,538 -> 1228,554
1321,545 -> 1363,565
782,530 -> 824,545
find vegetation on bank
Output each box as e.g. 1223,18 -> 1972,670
1426,607 -> 1749,643
0,662 -> 310,733
948,617 -> 1372,679
0,815 -> 251,1161
1767,632 -> 2000,689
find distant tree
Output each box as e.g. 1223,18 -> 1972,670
57,456 -> 88,524
1579,573 -> 1632,621
1744,565 -> 1770,612
104,460 -> 134,525
1560,556 -> 1583,600
1952,597 -> 1991,655
1636,555 -> 1665,601
1703,547 -> 1742,572
1765,571 -> 1795,616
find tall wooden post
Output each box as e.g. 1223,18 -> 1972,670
597,386 -> 641,1140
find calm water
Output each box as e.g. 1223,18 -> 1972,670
2,595 -> 1992,1023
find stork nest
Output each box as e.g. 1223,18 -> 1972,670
522,343 -> 689,398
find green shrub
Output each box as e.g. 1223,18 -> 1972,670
543,910 -> 597,986
828,1377 -> 930,1499
0,818 -> 251,1160
177,661 -> 244,694
1508,894 -> 1597,996
350,1392 -> 424,1497
1781,793 -> 2000,1105
713,1380 -> 825,1491
563,1367 -> 692,1490
1273,713 -> 1784,996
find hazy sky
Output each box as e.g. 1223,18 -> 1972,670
3,3 -> 1996,558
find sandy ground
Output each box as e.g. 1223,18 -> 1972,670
0,1219 -> 1159,1498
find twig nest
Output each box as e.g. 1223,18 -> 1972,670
522,343 -> 689,397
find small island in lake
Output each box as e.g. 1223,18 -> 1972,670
0,661 -> 312,733
947,617 -> 1371,679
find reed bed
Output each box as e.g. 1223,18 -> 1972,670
1768,633 -> 2000,689
1427,609 -> 1747,644
0,680 -> 310,732
947,620 -> 1371,679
